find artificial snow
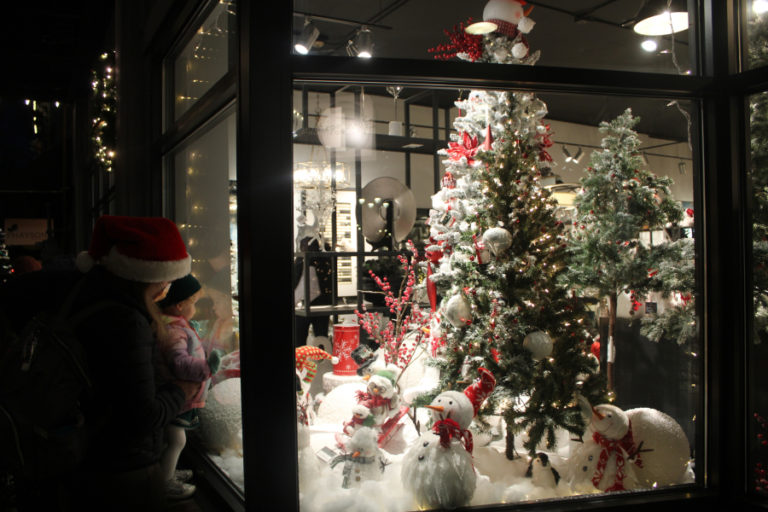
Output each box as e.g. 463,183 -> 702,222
298,376 -> 695,511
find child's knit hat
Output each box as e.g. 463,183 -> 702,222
158,274 -> 202,308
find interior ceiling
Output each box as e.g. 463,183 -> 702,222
294,0 -> 696,142
0,2 -> 114,101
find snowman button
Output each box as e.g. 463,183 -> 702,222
423,442 -> 429,447
582,466 -> 588,472
588,455 -> 593,461
419,455 -> 425,461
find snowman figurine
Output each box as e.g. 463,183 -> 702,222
401,368 -> 496,509
568,403 -> 691,492
330,427 -> 388,489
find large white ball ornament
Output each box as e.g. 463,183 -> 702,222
483,0 -> 524,25
482,226 -> 513,256
443,294 -> 472,328
523,330 -> 553,360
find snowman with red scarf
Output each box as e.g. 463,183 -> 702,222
401,368 -> 496,509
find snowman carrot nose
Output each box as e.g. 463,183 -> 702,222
425,405 -> 444,412
352,451 -> 360,458
362,375 -> 371,381
592,407 -> 605,420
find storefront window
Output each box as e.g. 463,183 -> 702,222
749,89 -> 768,500
173,0 -> 236,121
291,1 -> 696,74
169,107 -> 243,490
293,80 -> 700,509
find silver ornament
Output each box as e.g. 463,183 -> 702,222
482,227 -> 513,256
443,294 -> 472,328
523,330 -> 553,360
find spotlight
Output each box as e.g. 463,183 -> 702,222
562,145 -> 572,162
641,39 -> 658,52
633,1 -> 688,36
347,26 -> 374,58
295,18 -> 319,55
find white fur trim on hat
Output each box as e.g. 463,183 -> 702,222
76,251 -> 95,273
100,245 -> 192,283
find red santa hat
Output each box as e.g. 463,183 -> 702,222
76,215 -> 191,283
464,367 -> 497,416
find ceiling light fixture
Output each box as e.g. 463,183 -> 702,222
562,145 -> 583,163
641,39 -> 658,52
347,26 -> 374,58
294,17 -> 320,55
755,0 -> 768,15
633,1 -> 689,36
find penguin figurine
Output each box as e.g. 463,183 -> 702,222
525,452 -> 561,489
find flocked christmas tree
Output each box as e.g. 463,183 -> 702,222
565,109 -> 683,393
422,3 -> 608,458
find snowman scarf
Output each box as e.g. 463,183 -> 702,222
591,420 -> 643,491
433,418 -> 473,454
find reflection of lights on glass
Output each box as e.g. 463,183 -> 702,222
641,39 -> 658,52
755,0 -> 768,15
24,99 -> 30,105
293,162 -> 350,189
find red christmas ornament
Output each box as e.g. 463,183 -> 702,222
447,132 -> 481,165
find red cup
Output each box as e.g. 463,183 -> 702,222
332,324 -> 360,376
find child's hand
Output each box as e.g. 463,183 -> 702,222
208,349 -> 224,375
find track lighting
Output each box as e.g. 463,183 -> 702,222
347,26 -> 374,58
295,17 -> 320,55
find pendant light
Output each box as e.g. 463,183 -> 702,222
633,0 -> 688,36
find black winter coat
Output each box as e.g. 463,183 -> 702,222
0,266 -> 185,472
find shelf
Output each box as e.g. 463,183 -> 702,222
294,302 -> 389,317
295,250 -> 406,258
293,129 -> 445,155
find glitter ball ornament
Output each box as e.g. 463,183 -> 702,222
523,330 -> 553,360
482,226 -> 513,256
443,294 -> 472,328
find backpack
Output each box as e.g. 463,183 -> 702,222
0,278 -> 116,479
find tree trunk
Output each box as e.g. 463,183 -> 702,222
505,422 -> 517,460
607,292 -> 617,392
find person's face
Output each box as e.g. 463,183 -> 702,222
178,294 -> 199,321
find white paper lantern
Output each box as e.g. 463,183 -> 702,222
523,330 -> 553,360
443,294 -> 472,328
482,226 -> 513,256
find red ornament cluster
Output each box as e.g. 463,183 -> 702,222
428,18 -> 484,62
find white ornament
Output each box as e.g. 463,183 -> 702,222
443,294 -> 472,328
512,42 -> 528,59
523,330 -> 553,360
482,226 -> 513,256
401,431 -> 476,509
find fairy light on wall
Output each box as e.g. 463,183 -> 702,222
90,51 -> 116,173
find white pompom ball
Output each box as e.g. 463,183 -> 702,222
512,42 -> 528,59
517,16 -> 536,34
482,226 -> 513,256
483,0 -> 524,25
443,294 -> 472,328
523,330 -> 553,360
75,251 -> 95,273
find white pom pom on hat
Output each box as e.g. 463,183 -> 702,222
78,215 -> 191,283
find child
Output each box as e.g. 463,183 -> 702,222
157,274 -> 223,500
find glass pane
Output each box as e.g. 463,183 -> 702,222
171,108 -> 243,491
292,1 -> 696,74
745,0 -> 768,70
173,1 -> 236,120
749,90 -> 768,500
293,82 -> 700,509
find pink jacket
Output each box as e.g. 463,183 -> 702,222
162,314 -> 211,412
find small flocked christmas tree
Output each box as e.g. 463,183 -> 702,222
748,10 -> 768,344
423,4 -> 608,458
565,109 -> 683,392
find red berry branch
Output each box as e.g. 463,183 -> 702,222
355,241 -> 432,375
428,18 -> 484,62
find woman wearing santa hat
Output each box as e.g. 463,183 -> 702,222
0,215 -> 201,511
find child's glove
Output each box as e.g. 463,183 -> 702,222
208,349 -> 224,375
